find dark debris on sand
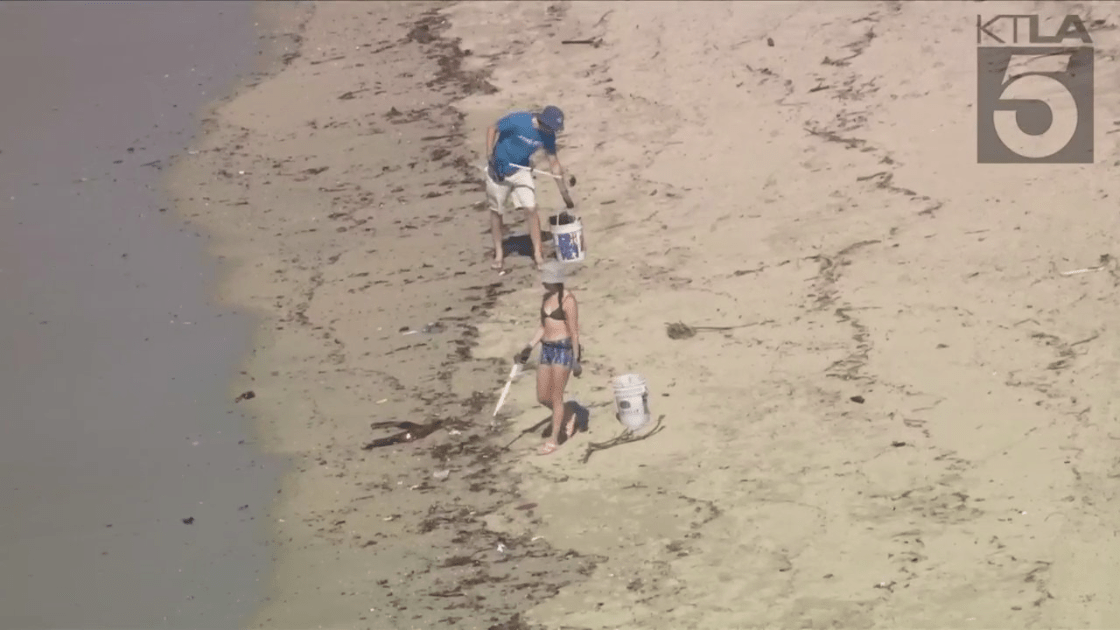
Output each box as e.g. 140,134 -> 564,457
349,5 -> 607,628
362,272 -> 604,626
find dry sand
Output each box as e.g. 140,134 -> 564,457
178,1 -> 1120,628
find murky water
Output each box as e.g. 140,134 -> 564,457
0,2 -> 282,628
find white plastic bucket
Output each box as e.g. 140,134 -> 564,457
550,215 -> 585,263
612,374 -> 651,433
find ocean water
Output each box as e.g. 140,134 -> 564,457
0,2 -> 282,628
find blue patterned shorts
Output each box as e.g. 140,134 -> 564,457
540,338 -> 575,368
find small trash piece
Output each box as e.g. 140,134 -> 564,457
666,322 -> 695,339
561,37 -> 604,47
850,395 -> 865,404
666,320 -> 758,339
1056,254 -> 1112,276
891,441 -> 907,447
496,543 -> 507,553
767,37 -> 775,47
235,390 -> 256,402
338,88 -> 369,100
182,517 -> 195,525
433,469 -> 450,480
1059,266 -> 1106,276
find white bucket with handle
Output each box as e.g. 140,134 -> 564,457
549,213 -> 585,263
612,373 -> 651,433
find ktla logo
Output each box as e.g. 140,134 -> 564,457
976,14 -> 1094,164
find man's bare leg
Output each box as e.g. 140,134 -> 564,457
490,210 -> 505,272
523,206 -> 545,268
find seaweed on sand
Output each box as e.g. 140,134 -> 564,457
363,419 -> 444,450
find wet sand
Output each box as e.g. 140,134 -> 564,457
0,2 -> 289,628
180,1 -> 1120,629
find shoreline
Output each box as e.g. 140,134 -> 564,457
167,0 -> 314,445
0,2 -> 293,628
172,2 -> 599,628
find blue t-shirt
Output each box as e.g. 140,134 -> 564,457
491,111 -> 556,179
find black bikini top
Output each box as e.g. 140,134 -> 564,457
541,287 -> 567,323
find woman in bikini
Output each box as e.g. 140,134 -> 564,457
516,261 -> 582,455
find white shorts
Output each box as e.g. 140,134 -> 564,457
486,168 -> 536,217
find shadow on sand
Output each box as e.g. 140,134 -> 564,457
501,400 -> 589,451
502,230 -> 552,259
481,224 -> 553,262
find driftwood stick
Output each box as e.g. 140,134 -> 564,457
580,415 -> 665,464
561,37 -> 604,47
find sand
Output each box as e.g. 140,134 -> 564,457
179,1 -> 1120,628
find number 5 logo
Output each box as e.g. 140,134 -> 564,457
977,46 -> 1094,164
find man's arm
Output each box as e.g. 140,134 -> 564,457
486,115 -> 511,166
488,114 -> 520,163
486,125 -> 497,165
547,153 -> 575,209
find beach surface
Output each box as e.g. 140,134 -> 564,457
182,1 -> 1120,628
0,2 -> 296,628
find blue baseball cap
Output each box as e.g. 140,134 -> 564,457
538,105 -> 564,133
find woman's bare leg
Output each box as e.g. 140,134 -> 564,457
536,362 -> 555,438
536,361 -> 550,407
541,364 -> 570,453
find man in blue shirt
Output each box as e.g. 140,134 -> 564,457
485,105 -> 575,273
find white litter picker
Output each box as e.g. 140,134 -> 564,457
478,162 -> 561,180
508,162 -> 561,179
493,361 -> 523,417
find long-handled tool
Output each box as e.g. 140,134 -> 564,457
478,162 -> 561,180
509,163 -> 578,196
493,361 -> 522,417
508,163 -> 561,180
480,162 -> 576,208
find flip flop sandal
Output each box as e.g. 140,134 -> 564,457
537,441 -> 558,455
